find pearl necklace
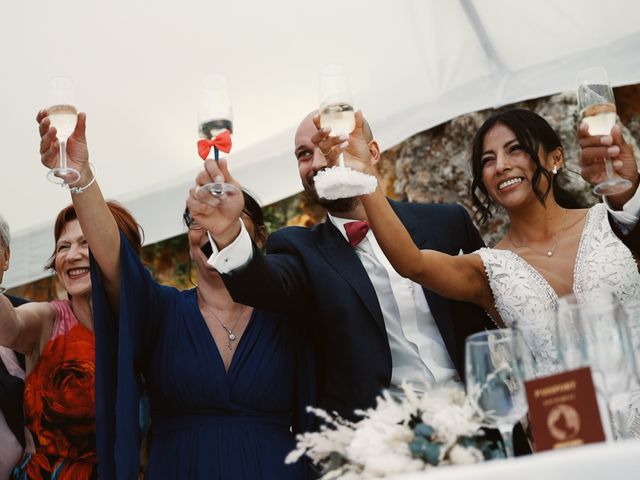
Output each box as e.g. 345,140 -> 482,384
507,210 -> 569,257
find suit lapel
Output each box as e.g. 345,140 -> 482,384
317,221 -> 386,336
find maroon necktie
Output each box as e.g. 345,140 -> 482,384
344,221 -> 370,247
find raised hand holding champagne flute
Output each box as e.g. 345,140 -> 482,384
313,64 -> 377,200
195,73 -> 239,205
577,67 -> 632,196
45,76 -> 81,185
319,63 -> 355,167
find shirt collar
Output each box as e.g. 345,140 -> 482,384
327,213 -> 369,244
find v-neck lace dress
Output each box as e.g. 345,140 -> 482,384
477,204 -> 640,437
477,204 -> 640,374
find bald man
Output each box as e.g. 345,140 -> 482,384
189,111 -> 494,423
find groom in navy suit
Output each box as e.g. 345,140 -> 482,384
189,110 -> 494,422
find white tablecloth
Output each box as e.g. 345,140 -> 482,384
395,440 -> 640,480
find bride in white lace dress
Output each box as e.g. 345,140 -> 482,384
335,108 -> 640,435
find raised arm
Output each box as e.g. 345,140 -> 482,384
37,110 -> 122,308
312,111 -> 494,312
359,187 -> 493,311
579,123 -> 639,209
0,296 -> 54,355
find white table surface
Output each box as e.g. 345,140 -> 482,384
395,440 -> 640,480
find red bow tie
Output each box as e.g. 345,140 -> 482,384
344,221 -> 370,247
197,129 -> 232,160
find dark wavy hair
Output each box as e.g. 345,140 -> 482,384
46,201 -> 143,270
470,108 -> 578,224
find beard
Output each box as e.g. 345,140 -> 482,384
302,181 -> 359,214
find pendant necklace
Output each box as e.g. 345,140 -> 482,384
209,305 -> 247,350
507,210 -> 569,258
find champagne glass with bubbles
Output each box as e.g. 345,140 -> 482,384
195,74 -> 240,203
577,67 -> 632,196
319,64 -> 355,168
46,77 -> 80,185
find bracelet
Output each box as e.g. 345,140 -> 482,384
68,163 -> 97,194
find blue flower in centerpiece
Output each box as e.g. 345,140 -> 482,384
414,422 -> 435,439
409,436 -> 441,465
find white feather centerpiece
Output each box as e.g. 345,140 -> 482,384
286,383 -> 505,479
314,166 -> 378,200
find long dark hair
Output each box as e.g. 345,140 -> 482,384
470,109 -> 578,224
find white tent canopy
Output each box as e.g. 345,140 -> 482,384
3,0 -> 640,288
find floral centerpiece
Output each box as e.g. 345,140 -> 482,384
286,384 -> 503,479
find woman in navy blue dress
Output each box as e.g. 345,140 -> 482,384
36,110 -> 313,479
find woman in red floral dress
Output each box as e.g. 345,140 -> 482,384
0,202 -> 141,479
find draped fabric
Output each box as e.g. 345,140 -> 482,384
92,232 -> 313,479
13,300 -> 97,480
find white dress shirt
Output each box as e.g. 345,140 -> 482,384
605,176 -> 640,234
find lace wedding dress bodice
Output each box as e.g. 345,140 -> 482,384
477,204 -> 640,375
477,204 -> 640,439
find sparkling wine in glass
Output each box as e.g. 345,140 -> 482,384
46,77 -> 80,185
195,74 -> 239,202
465,329 -> 529,457
319,64 -> 355,168
577,67 -> 632,196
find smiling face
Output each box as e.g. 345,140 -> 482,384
294,112 -> 359,214
53,219 -> 91,297
470,109 -> 566,224
0,243 -> 8,284
478,122 -> 561,214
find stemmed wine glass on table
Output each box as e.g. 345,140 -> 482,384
556,292 -> 639,440
465,329 -> 529,458
195,73 -> 240,205
46,76 -> 81,186
576,67 -> 632,196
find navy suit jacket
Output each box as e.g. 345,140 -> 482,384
608,213 -> 639,255
222,200 -> 494,419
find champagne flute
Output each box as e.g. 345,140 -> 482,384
465,329 -> 529,457
46,77 -> 80,185
556,292 -> 639,439
576,67 -> 632,196
319,64 -> 355,168
620,299 -> 640,384
195,74 -> 240,203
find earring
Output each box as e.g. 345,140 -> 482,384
552,165 -> 558,175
